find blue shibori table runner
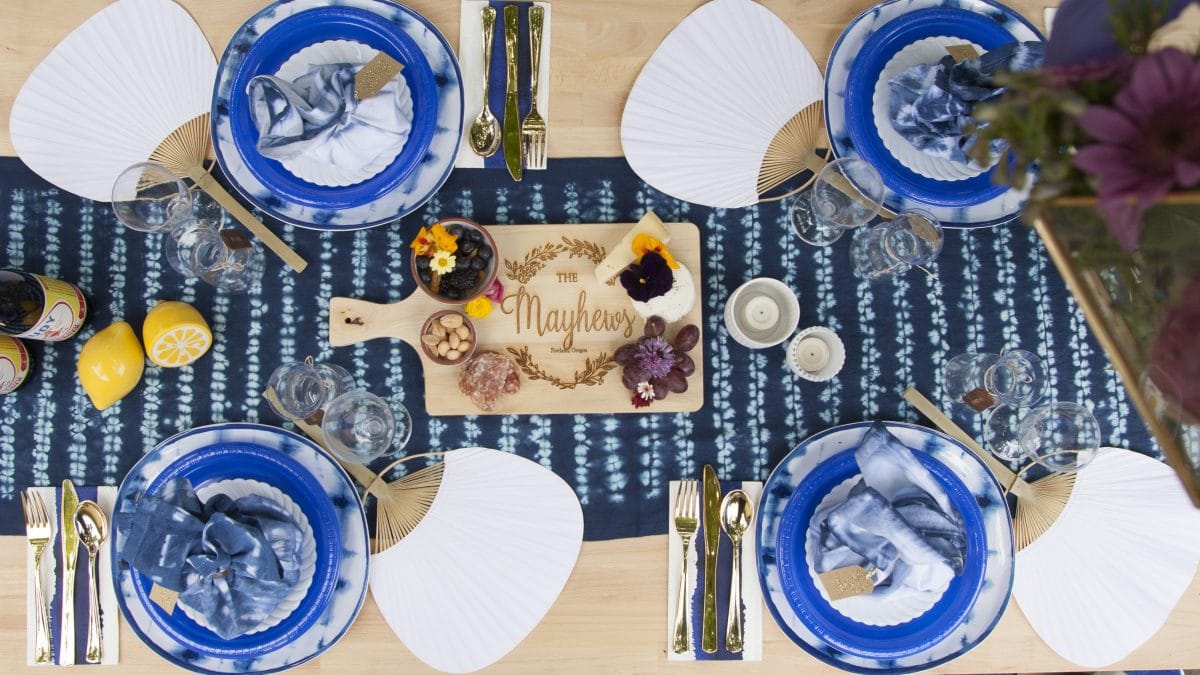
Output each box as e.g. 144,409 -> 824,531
0,156 -> 1153,540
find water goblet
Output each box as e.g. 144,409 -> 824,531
266,358 -> 356,421
850,209 -> 944,282
321,389 -> 407,464
942,348 -> 1044,411
789,158 -> 886,246
111,162 -> 193,233
1017,401 -> 1101,473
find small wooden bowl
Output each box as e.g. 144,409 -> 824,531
419,310 -> 478,366
411,218 -> 499,305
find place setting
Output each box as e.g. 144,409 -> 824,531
6,0 -> 1200,672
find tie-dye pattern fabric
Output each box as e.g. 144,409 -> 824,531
0,157 -> 1153,539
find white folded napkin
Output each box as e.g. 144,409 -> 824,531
25,486 -> 119,666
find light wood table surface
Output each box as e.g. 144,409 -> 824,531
6,0 -> 1200,672
3,534 -> 1200,672
0,0 -> 1054,158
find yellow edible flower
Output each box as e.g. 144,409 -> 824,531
464,295 -> 493,319
431,250 -> 457,274
430,223 -> 459,253
631,233 -> 679,269
410,226 -> 434,256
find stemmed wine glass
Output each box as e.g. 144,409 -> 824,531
850,209 -> 944,281
112,162 -> 264,293
266,358 -> 412,464
789,158 -> 886,246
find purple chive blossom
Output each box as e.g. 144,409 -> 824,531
1072,48 -> 1200,250
635,337 -> 675,379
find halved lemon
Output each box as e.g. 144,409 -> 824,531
143,300 -> 212,368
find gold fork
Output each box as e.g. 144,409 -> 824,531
21,490 -> 53,664
671,480 -> 699,654
521,6 -> 547,170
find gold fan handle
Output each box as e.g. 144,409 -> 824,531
186,166 -> 308,273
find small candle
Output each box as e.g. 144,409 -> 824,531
742,295 -> 780,331
795,336 -> 829,372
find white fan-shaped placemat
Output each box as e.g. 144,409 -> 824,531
621,0 -> 823,208
272,39 -> 414,187
804,476 -> 946,626
9,0 -> 217,201
188,478 -> 317,636
370,447 -> 584,673
871,36 -> 992,182
1014,448 -> 1200,668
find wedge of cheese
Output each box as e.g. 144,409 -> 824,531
594,211 -> 672,283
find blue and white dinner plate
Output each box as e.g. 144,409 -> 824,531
756,421 -> 1015,673
212,0 -> 464,230
111,423 -> 370,674
825,0 -> 1043,228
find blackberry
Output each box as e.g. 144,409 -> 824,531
440,267 -> 479,294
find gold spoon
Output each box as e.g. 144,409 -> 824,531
469,7 -> 502,157
74,501 -> 109,664
719,490 -> 753,653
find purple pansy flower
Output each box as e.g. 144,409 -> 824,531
1072,48 -> 1200,250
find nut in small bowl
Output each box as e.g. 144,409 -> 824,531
420,310 -> 478,366
411,217 -> 499,305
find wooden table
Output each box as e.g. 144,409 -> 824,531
4,0 -> 1200,672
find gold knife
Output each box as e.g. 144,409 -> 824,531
701,465 -> 721,653
61,479 -> 80,665
502,4 -> 523,181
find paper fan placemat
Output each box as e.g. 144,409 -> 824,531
369,447 -> 583,673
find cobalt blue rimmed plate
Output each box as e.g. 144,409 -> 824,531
225,5 -> 438,211
756,421 -> 1015,673
111,423 -> 369,674
825,0 -> 1043,228
212,0 -> 464,231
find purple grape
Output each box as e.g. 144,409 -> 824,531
644,316 -> 666,338
651,378 -> 669,401
673,324 -> 700,352
665,369 -> 688,393
622,366 -> 649,390
674,353 -> 695,376
614,343 -> 638,367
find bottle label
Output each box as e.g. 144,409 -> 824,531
0,336 -> 30,394
14,275 -> 87,342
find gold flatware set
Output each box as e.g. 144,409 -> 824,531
470,4 -> 547,179
672,467 -> 754,654
21,480 -> 109,665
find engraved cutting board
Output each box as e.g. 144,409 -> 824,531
329,222 -> 704,416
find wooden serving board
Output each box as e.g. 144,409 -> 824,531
329,222 -> 704,416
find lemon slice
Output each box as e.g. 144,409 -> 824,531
143,300 -> 212,368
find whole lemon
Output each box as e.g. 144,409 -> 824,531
142,300 -> 212,368
78,321 -> 145,410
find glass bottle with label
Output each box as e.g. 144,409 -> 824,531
0,336 -> 31,394
0,269 -> 88,341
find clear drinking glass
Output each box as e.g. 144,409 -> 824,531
112,162 -> 264,293
790,158 -> 886,246
850,209 -> 944,281
112,162 -> 194,233
942,348 -> 1044,410
1017,401 -> 1101,473
267,359 -> 356,421
321,389 -> 399,464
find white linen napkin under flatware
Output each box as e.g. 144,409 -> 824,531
25,485 -> 119,666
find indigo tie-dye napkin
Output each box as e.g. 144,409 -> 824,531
115,478 -> 303,640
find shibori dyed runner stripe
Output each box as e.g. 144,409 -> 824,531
0,156 -> 1153,540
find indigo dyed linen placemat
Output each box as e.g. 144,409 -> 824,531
0,156 -> 1152,539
